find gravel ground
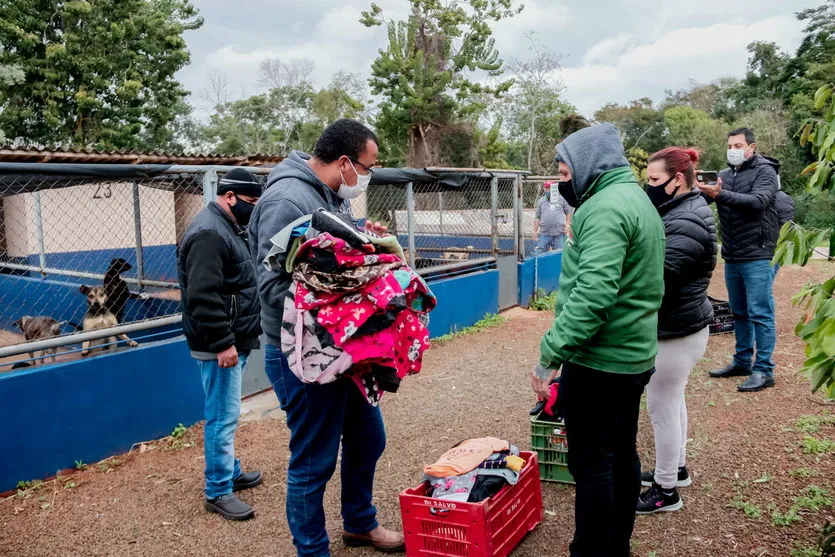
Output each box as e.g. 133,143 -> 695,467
1,262 -> 834,557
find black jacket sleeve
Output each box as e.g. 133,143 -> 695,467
184,230 -> 234,352
717,166 -> 778,211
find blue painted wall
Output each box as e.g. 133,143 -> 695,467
518,251 -> 563,308
0,338 -> 203,490
0,274 -> 180,330
0,268 -> 504,491
23,245 -> 178,282
426,269 -> 500,337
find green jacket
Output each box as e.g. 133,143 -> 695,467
540,167 -> 666,374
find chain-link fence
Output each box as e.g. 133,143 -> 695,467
365,173 -> 524,270
0,165 -> 532,369
0,166 -> 270,370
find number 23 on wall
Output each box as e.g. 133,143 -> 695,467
92,184 -> 113,199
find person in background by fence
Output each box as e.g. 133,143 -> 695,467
531,123 -> 665,557
698,128 -> 780,393
772,184 -> 795,280
249,119 -> 404,556
177,168 -> 264,521
533,180 -> 572,254
637,148 -> 717,515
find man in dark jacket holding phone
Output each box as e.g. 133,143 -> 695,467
697,127 -> 779,393
178,168 -> 264,520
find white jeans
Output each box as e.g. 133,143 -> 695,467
647,327 -> 709,489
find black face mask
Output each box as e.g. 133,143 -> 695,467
644,177 -> 676,208
558,180 -> 579,208
230,196 -> 256,227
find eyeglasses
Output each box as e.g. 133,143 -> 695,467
349,158 -> 375,175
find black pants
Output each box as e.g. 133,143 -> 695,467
560,362 -> 653,557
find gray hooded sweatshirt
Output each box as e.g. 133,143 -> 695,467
248,151 -> 349,346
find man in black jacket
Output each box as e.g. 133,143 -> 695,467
698,128 -> 779,393
178,168 -> 263,520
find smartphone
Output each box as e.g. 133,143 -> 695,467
696,170 -> 719,185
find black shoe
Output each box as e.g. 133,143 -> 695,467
204,493 -> 254,520
737,371 -> 775,393
641,466 -> 691,488
709,363 -> 752,378
232,470 -> 263,492
636,483 -> 683,514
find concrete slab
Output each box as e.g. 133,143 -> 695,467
240,389 -> 284,422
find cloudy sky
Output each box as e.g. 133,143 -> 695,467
178,0 -> 820,119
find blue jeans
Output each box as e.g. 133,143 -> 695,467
265,345 -> 386,557
725,260 -> 776,376
198,353 -> 247,499
535,233 -> 564,254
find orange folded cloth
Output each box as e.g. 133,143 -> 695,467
424,437 -> 510,477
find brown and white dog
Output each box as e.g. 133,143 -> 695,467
13,316 -> 65,364
79,285 -> 138,356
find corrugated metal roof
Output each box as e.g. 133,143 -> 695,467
0,146 -> 283,166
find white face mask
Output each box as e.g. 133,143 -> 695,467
727,148 -> 747,167
338,160 -> 371,200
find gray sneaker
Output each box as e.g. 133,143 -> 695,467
205,493 -> 254,520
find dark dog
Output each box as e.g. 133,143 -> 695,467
79,285 -> 138,356
103,258 -> 133,323
13,316 -> 65,363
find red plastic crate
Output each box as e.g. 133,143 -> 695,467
400,451 -> 544,557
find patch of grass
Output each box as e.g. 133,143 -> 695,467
789,543 -> 820,557
63,480 -> 77,490
753,472 -> 773,484
794,412 -> 835,434
74,460 -> 87,471
795,485 -> 833,512
434,314 -> 507,343
729,496 -> 762,519
97,458 -> 121,473
168,423 -> 193,451
801,436 -> 835,455
770,486 -> 833,527
16,479 -> 43,491
789,468 -> 815,479
529,290 -> 558,311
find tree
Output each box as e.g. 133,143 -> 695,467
199,61 -> 368,156
773,83 -> 835,400
663,106 -> 727,171
360,0 -> 522,167
504,34 -> 566,172
593,98 -> 666,154
0,0 -> 203,149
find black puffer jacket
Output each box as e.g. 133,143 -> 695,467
775,190 -> 795,228
178,202 -> 261,354
715,154 -> 779,262
657,191 -> 718,340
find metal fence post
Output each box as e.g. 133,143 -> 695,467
132,180 -> 145,289
203,169 -> 217,206
33,191 -> 46,277
513,175 -> 521,261
406,182 -> 416,269
490,176 -> 499,258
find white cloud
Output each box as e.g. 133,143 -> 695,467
561,14 -> 806,116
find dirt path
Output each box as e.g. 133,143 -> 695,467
1,263 -> 833,557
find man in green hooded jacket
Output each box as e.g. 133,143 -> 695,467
531,123 -> 665,557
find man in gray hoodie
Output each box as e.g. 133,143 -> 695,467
248,119 -> 404,556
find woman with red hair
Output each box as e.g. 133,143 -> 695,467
637,147 -> 717,514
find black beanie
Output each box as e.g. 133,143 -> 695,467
216,168 -> 263,197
